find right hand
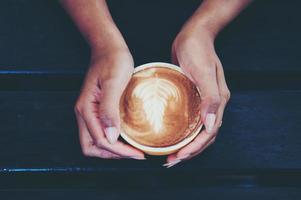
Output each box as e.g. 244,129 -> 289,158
74,49 -> 145,160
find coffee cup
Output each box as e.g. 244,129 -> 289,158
119,62 -> 203,155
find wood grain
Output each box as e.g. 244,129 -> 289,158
0,0 -> 300,71
0,90 -> 300,172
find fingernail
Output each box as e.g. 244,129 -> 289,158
205,113 -> 216,134
163,155 -> 190,168
104,127 -> 119,144
130,156 -> 146,160
163,159 -> 181,168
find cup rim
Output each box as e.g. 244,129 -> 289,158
120,62 -> 203,155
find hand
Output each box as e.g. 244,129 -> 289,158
74,49 -> 145,160
165,26 -> 230,167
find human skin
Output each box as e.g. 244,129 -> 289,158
165,0 -> 252,168
60,0 -> 252,164
60,0 -> 145,159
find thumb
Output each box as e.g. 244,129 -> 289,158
193,68 -> 221,135
99,80 -> 127,144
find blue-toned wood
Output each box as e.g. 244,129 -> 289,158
0,0 -> 300,72
0,90 -> 300,172
0,188 -> 301,200
0,0 -> 300,195
0,70 -> 300,91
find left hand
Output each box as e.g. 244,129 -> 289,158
165,26 -> 231,168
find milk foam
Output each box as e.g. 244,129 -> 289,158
133,78 -> 180,133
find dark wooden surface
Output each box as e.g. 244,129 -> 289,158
0,90 -> 300,171
0,188 -> 301,200
0,0 -> 300,72
0,0 -> 300,198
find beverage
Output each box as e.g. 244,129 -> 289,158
120,62 -> 203,155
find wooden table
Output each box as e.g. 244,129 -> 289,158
0,0 -> 300,199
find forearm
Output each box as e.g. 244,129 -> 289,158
60,0 -> 127,55
183,0 -> 252,39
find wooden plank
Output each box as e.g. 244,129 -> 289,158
0,188 -> 300,200
0,70 -> 301,91
0,0 -> 300,72
0,90 -> 300,172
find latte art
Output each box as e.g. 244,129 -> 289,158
120,66 -> 202,147
133,78 -> 180,133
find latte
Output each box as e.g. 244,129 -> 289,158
119,62 -> 203,155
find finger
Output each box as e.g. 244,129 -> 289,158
76,113 -> 121,159
175,130 -> 214,159
166,135 -> 216,163
88,146 -> 122,159
183,136 -> 216,161
98,67 -> 133,145
216,60 -> 231,104
166,153 -> 178,164
173,98 -> 226,159
207,60 -> 229,134
208,97 -> 227,135
189,64 -> 221,134
81,107 -> 145,159
165,136 -> 216,167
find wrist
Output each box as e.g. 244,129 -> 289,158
91,44 -> 129,59
175,23 -> 216,51
90,28 -> 130,59
90,44 -> 132,65
180,17 -> 217,42
91,32 -> 129,56
173,20 -> 217,59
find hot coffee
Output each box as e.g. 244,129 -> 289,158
120,63 -> 202,153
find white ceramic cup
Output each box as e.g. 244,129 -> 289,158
120,62 -> 203,155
